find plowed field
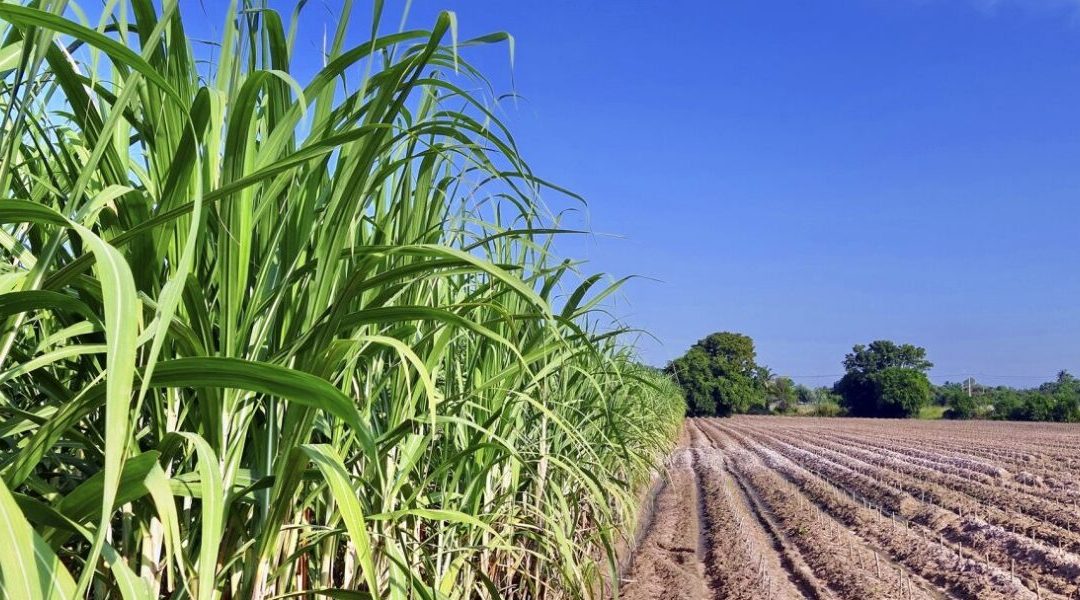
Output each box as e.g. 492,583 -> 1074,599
619,416 -> 1080,600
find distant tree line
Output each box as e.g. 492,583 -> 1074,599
936,371 -> 1080,422
665,334 -> 934,418
666,332 -> 1078,422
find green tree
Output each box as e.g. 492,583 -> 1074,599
834,340 -> 933,418
988,387 -> 1025,420
666,332 -> 766,417
811,386 -> 844,416
1042,371 -> 1080,422
873,367 -> 932,418
834,373 -> 877,417
976,371 -> 1080,423
842,340 -> 933,374
669,348 -> 717,416
798,385 -> 840,405
767,376 -> 798,414
939,385 -> 978,419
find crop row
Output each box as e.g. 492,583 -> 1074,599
703,418 -> 1076,599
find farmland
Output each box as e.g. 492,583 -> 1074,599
620,417 -> 1080,600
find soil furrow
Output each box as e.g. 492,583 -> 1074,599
619,448 -> 708,600
623,417 -> 1080,600
723,453 -> 835,600
690,421 -> 814,599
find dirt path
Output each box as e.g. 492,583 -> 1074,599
619,449 -> 709,599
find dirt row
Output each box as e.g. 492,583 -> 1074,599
752,423 -> 1080,591
701,420 -> 1038,600
619,448 -> 709,599
818,430 -> 1080,504
619,416 -> 1080,600
804,431 -> 1080,545
621,431 -> 814,599
748,424 -> 1080,554
722,422 -> 1080,598
764,418 -> 1080,490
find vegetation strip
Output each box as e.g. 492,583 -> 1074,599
0,2 -> 685,598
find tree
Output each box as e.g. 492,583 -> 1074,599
842,340 -> 932,374
666,332 -> 767,417
766,376 -> 798,414
1041,370 -> 1080,422
873,367 -> 931,418
939,384 -> 977,419
834,340 -> 932,418
669,348 -> 717,416
975,371 -> 1080,423
834,373 -> 879,417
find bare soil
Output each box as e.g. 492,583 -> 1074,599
616,416 -> 1080,599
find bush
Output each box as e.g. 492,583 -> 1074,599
946,372 -> 1080,422
811,400 -> 846,417
941,387 -> 978,419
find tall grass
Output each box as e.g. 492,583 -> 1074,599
0,1 -> 684,599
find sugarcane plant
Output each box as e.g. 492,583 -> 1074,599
0,1 -> 685,598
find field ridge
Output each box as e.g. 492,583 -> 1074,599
619,416 -> 1080,600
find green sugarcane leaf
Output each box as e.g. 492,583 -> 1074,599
149,358 -> 374,459
0,478 -> 76,600
159,433 -> 222,600
299,445 -> 380,599
0,5 -> 180,103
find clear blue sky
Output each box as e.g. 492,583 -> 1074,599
186,0 -> 1080,386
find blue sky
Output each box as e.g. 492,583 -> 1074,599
186,0 -> 1080,386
